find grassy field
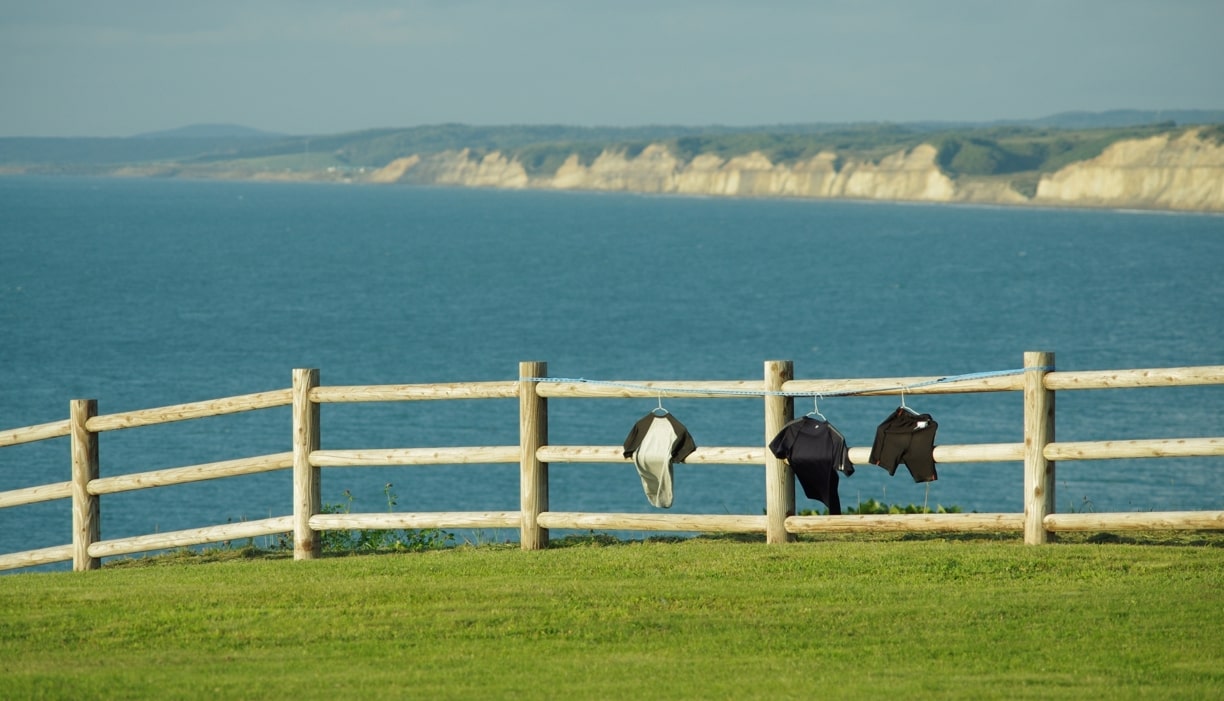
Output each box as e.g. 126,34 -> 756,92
2,535 -> 1222,700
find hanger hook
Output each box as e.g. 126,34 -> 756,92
652,391 -> 668,416
807,394 -> 826,420
900,385 -> 908,409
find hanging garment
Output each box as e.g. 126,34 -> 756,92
869,407 -> 939,483
622,412 -> 697,509
768,417 -> 854,515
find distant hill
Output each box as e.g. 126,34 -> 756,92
0,136 -> 283,166
0,123 -> 288,166
3,112 -> 1222,213
2,110 -> 1221,172
1023,109 -> 1224,129
132,123 -> 287,140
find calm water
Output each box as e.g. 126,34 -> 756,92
2,176 -> 1221,567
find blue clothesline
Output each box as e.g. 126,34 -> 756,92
519,366 -> 1054,399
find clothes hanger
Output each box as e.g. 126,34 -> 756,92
651,393 -> 669,416
899,387 -> 919,415
804,395 -> 827,421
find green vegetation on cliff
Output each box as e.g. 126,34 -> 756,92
666,124 -> 923,164
931,123 -> 1178,176
489,122 -> 1190,180
228,122 -> 1198,182
0,114 -> 1218,189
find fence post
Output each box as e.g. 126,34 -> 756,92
293,368 -> 321,560
765,360 -> 795,544
519,361 -> 549,550
70,399 -> 100,571
1023,351 -> 1056,544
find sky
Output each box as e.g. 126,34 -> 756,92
1,0 -> 1222,138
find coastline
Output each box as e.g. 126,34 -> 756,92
5,126 -> 1224,215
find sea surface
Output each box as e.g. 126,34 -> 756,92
1,175 -> 1221,570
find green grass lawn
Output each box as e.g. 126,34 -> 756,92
2,535 -> 1222,700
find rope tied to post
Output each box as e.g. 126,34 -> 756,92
519,366 -> 1053,399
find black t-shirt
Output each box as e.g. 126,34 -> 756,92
769,417 -> 854,515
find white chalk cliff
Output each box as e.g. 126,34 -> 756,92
1033,130 -> 1224,211
370,129 -> 1224,212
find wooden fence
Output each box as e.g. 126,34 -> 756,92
1,352 -> 1222,573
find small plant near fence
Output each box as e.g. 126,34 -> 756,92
285,483 -> 455,554
798,499 -> 965,517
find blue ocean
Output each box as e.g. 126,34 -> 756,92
1,176 -> 1221,568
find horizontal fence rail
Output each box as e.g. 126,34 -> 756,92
0,420 -> 72,448
1,354 -> 1222,572
87,453 -> 295,495
0,481 -> 73,509
786,513 -> 1027,534
1044,366 -> 1224,390
85,516 -> 295,560
536,512 -> 769,533
83,390 -> 294,434
309,512 -> 521,531
309,447 -> 521,467
310,381 -> 519,403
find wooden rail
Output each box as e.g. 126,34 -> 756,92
310,447 -> 520,467
787,513 -> 1026,534
86,516 -> 295,559
86,390 -> 293,433
311,382 -> 518,402
0,420 -> 71,448
1,354 -> 1222,572
89,453 -> 294,494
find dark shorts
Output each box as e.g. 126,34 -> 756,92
870,409 -> 938,483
